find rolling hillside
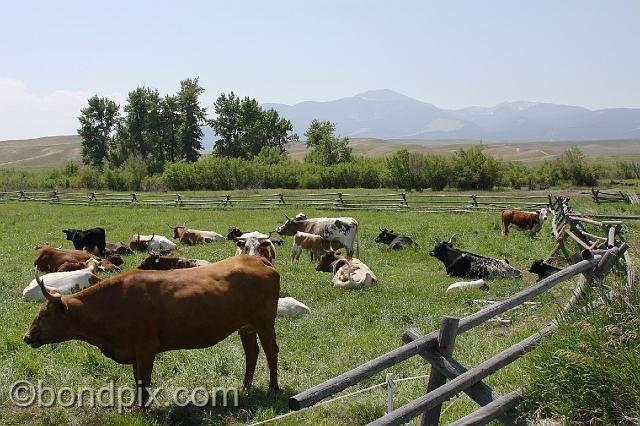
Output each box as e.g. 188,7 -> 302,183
2,135 -> 639,168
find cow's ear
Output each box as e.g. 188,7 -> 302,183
260,240 -> 271,247
334,219 -> 342,226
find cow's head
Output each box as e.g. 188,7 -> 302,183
105,254 -> 124,266
528,260 -> 544,274
275,214 -> 304,236
236,233 -> 275,263
227,226 -> 243,241
429,234 -> 456,260
24,269 -> 71,348
137,252 -> 161,269
168,224 -> 186,240
375,228 -> 397,245
62,229 -> 78,241
84,258 -> 104,273
316,250 -> 342,272
538,208 -> 549,221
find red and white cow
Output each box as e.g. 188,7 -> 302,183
235,232 -> 277,265
501,208 -> 549,236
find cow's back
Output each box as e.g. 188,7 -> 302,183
75,255 -> 279,352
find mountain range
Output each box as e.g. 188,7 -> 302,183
262,89 -> 640,141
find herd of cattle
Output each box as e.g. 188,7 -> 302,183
22,207 -> 554,407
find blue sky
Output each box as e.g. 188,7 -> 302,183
1,1 -> 639,139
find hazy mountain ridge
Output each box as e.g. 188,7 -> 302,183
262,89 -> 640,141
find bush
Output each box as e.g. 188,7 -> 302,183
523,285 -> 640,423
452,145 -> 502,190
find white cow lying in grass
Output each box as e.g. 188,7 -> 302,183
446,279 -> 489,293
130,234 -> 177,252
23,258 -> 102,301
277,297 -> 311,317
316,251 -> 377,289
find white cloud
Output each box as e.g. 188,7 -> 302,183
0,77 -> 125,141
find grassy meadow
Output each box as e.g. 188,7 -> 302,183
0,194 -> 638,425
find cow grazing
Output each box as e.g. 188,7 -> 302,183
34,244 -> 98,272
429,235 -> 521,280
277,297 -> 310,317
23,255 -> 281,407
235,232 -> 277,264
292,231 -> 343,261
104,241 -> 134,256
501,208 -> 549,236
169,224 -> 225,245
275,213 -> 358,256
129,234 -> 177,252
23,259 -> 102,301
137,253 -> 211,270
529,260 -> 562,282
374,228 -> 420,250
315,250 -> 377,288
63,227 -> 106,255
227,227 -> 284,246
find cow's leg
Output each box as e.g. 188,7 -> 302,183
257,327 -> 279,392
239,328 -> 260,389
134,352 -> 156,409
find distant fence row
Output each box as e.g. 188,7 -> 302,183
0,190 -> 551,212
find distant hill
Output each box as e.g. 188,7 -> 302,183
4,134 -> 638,168
263,89 -> 640,141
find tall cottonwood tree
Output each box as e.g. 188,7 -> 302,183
78,95 -> 120,169
304,119 -> 351,166
176,78 -> 206,162
210,92 -> 294,158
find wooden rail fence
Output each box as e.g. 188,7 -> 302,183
0,190 -> 551,212
288,197 -> 633,424
586,188 -> 639,204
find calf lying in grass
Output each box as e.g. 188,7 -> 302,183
316,250 -> 377,288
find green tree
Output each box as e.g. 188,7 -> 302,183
555,147 -> 598,186
452,145 -> 502,190
210,92 -> 294,158
123,87 -> 154,160
304,120 -> 351,166
160,95 -> 180,163
176,78 -> 206,162
77,95 -> 119,169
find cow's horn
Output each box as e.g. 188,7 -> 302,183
379,227 -> 383,232
34,267 -> 61,303
168,224 -> 175,229
283,213 -> 290,220
447,234 -> 456,244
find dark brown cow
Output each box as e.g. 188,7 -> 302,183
137,253 -> 210,270
501,208 -> 549,236
24,255 -> 280,407
34,245 -> 98,272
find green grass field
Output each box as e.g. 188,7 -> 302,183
0,195 -> 638,425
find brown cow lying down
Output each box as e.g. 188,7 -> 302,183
57,254 -> 124,273
24,255 -> 280,407
315,250 -> 377,288
137,253 -> 211,270
34,244 -> 98,272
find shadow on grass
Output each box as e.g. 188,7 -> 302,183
150,387 -> 295,425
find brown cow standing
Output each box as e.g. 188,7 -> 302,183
34,245 -> 98,272
501,208 -> 549,236
24,255 -> 280,407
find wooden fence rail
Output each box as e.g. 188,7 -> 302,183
0,190 -> 551,212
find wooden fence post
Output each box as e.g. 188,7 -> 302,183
175,194 -> 182,207
471,194 -> 478,209
278,194 -> 285,205
337,192 -> 344,207
422,316 -> 459,426
89,192 -> 96,202
592,188 -> 599,204
401,193 -> 408,206
131,193 -> 139,203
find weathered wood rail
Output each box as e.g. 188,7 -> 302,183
0,190 -> 551,212
289,240 -> 628,425
587,188 -> 639,204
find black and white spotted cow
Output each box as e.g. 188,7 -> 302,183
275,213 -> 358,256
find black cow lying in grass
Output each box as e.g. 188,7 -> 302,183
374,228 -> 420,250
429,234 -> 521,280
529,260 -> 562,282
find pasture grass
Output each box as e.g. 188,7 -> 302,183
0,194 -> 638,425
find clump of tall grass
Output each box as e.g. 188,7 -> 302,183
522,277 -> 640,424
